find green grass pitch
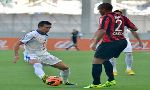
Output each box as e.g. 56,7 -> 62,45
0,50 -> 149,90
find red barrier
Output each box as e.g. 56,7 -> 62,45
0,38 -> 18,50
0,38 -> 150,51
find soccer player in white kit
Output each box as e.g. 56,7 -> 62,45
110,29 -> 135,75
109,10 -> 143,75
13,21 -> 74,85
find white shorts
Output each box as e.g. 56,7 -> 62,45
123,39 -> 132,53
23,51 -> 62,65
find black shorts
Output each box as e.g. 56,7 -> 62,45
94,39 -> 127,60
72,38 -> 77,44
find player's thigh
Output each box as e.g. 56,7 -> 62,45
52,61 -> 69,70
40,52 -> 62,66
94,43 -> 115,60
40,52 -> 69,70
29,59 -> 41,64
114,39 -> 128,58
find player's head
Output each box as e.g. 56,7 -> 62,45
72,29 -> 78,33
73,29 -> 77,32
38,21 -> 52,34
114,10 -> 122,15
97,3 -> 113,16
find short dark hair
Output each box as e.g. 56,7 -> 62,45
38,21 -> 52,27
98,3 -> 113,11
114,10 -> 122,14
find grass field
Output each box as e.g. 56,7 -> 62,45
0,50 -> 149,90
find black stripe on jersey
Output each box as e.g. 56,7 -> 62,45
101,16 -> 108,29
122,16 -> 127,26
106,17 -> 115,41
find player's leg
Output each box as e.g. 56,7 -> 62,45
84,42 -> 117,88
92,58 -> 104,85
109,58 -> 118,75
123,39 -> 135,75
125,52 -> 133,70
93,44 -> 115,86
102,60 -> 116,87
66,42 -> 74,50
84,58 -> 115,88
103,60 -> 115,82
52,61 -> 76,85
74,43 -> 80,50
66,38 -> 76,50
102,39 -> 127,87
52,62 -> 69,83
84,57 -> 104,88
41,52 -> 74,85
24,52 -> 47,82
29,59 -> 48,83
125,52 -> 135,75
66,44 -> 74,50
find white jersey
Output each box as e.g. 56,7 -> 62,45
123,28 -> 132,52
21,30 -> 62,65
20,30 -> 48,54
123,28 -> 130,40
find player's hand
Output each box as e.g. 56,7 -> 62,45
139,41 -> 143,48
91,43 -> 97,51
13,55 -> 19,63
90,38 -> 95,43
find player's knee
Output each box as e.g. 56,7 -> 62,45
61,65 -> 69,71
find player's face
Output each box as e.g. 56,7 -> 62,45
40,24 -> 51,33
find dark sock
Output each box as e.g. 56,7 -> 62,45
103,61 -> 114,81
92,64 -> 102,85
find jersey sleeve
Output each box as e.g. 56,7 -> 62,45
124,16 -> 136,30
99,16 -> 110,31
20,32 -> 35,44
78,32 -> 83,37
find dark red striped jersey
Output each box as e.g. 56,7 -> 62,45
99,12 -> 136,42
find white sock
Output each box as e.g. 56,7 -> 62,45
60,69 -> 70,83
109,58 -> 117,72
125,52 -> 133,70
33,63 -> 45,79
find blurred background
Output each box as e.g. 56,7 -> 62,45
0,0 -> 149,39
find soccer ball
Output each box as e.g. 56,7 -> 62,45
46,76 -> 62,86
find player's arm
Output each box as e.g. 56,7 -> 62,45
131,30 -> 143,48
90,30 -> 100,42
91,16 -> 109,50
13,41 -> 24,63
124,16 -> 137,31
124,16 -> 143,48
90,16 -> 103,42
92,29 -> 105,51
13,32 -> 34,63
77,32 -> 83,39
